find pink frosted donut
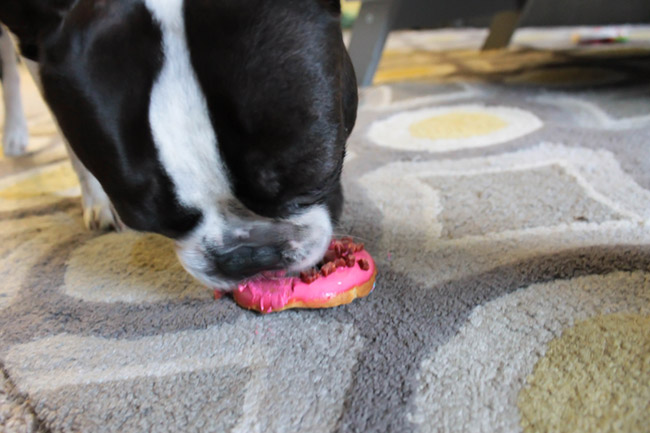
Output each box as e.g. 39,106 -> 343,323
230,238 -> 376,314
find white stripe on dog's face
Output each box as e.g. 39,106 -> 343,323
144,0 -> 230,224
142,0 -> 333,289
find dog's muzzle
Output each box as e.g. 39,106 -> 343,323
175,205 -> 333,289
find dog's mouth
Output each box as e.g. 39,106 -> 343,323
212,238 -> 374,314
176,241 -> 328,290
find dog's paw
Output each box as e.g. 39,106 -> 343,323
2,120 -> 29,157
80,177 -> 124,231
82,201 -> 123,231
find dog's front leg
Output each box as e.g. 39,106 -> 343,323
21,57 -> 123,231
65,140 -> 124,231
0,25 -> 28,157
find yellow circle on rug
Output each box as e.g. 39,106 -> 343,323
0,163 -> 78,199
63,232 -> 208,303
367,104 -> 542,152
374,63 -> 456,84
409,112 -> 508,140
518,313 -> 650,433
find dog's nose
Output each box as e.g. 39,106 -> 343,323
215,245 -> 284,279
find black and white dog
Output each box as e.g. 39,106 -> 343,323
0,0 -> 358,290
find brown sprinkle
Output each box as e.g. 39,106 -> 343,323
320,262 -> 337,277
323,250 -> 337,263
358,258 -> 370,271
300,269 -> 319,284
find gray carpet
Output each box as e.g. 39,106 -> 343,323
1,29 -> 649,432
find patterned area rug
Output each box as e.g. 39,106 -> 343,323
1,28 -> 650,433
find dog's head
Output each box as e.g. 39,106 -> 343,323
1,0 -> 357,289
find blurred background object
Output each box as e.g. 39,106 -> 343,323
342,0 -> 362,28
346,0 -> 650,85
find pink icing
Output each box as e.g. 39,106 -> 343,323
233,250 -> 376,313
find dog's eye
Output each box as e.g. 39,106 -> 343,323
287,201 -> 311,213
286,196 -> 318,214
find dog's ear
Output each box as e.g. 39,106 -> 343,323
318,0 -> 341,15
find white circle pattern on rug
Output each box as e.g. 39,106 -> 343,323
358,143 -> 650,287
367,104 -> 542,152
0,214 -> 81,310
